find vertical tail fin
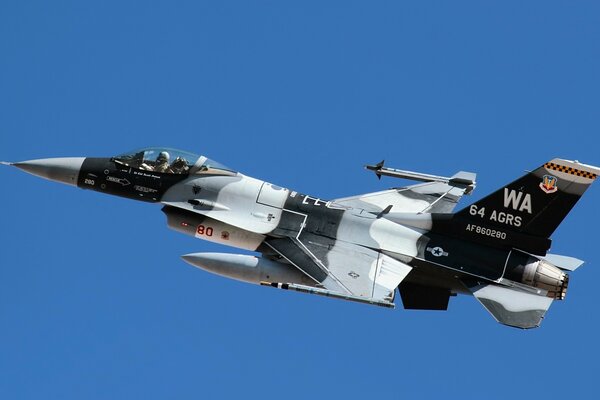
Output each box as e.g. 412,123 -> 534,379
455,158 -> 599,240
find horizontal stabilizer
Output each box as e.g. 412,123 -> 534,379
468,284 -> 553,329
543,254 -> 584,271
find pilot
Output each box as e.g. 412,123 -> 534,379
154,151 -> 172,173
170,157 -> 189,174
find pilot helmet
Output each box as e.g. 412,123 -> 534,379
157,151 -> 170,162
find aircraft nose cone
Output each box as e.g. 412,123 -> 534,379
11,157 -> 85,186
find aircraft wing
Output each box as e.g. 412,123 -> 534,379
332,176 -> 474,214
264,232 -> 412,307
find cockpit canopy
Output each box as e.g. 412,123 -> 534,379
112,147 -> 235,176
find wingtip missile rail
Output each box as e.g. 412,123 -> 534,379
365,161 -> 477,194
365,160 -> 454,182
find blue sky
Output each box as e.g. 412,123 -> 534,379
1,1 -> 599,399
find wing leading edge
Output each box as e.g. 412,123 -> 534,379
333,171 -> 476,214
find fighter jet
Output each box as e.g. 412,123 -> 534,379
3,148 -> 598,328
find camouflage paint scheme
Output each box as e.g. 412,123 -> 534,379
5,148 -> 598,329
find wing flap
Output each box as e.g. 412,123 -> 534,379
373,253 -> 413,300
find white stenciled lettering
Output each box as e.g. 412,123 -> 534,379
503,188 -> 521,209
489,210 -> 520,226
302,195 -> 326,206
505,213 -> 514,225
503,188 -> 532,214
469,205 -> 486,218
134,185 -> 158,193
514,216 -> 522,227
465,224 -> 507,240
519,194 -> 532,213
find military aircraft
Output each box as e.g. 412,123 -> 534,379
3,148 -> 598,328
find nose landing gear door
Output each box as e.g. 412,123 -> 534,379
255,182 -> 288,230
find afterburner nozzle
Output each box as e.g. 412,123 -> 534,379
10,157 -> 85,186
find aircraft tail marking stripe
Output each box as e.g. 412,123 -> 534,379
544,162 -> 597,180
